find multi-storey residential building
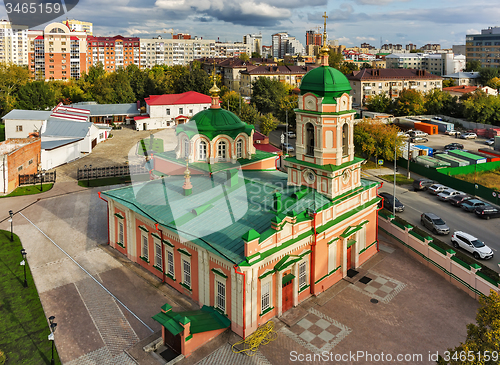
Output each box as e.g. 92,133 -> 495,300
347,68 -> 442,106
240,65 -> 317,96
28,22 -> 87,80
385,53 -> 465,76
406,43 -> 417,51
441,71 -> 480,86
421,44 -> 441,51
262,45 -> 272,58
381,44 -> 403,52
306,30 -> 322,47
0,20 -> 29,65
466,27 -> 500,69
214,42 -> 250,58
62,19 -> 93,35
272,32 -> 288,58
286,37 -> 305,56
87,35 -> 140,71
243,34 -> 263,56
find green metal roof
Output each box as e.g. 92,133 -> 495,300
152,305 -> 230,336
299,66 -> 352,97
176,108 -> 254,140
285,156 -> 364,173
448,150 -> 487,161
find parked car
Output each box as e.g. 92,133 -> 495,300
284,131 -> 296,139
281,143 -> 294,153
428,184 -> 447,195
397,131 -> 410,139
460,199 -> 490,212
421,212 -> 450,235
409,130 -> 428,138
445,130 -> 460,136
410,137 -> 429,143
474,206 -> 500,220
449,194 -> 472,207
437,189 -> 465,201
451,231 -> 493,260
460,132 -> 477,139
413,178 -> 435,191
444,143 -> 464,150
378,192 -> 405,212
485,138 -> 495,146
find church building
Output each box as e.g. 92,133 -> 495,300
100,26 -> 381,357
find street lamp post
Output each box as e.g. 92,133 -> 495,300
9,210 -> 13,242
393,141 -> 397,217
20,248 -> 27,287
38,169 -> 45,192
48,316 -> 57,365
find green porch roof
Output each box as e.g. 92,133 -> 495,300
152,305 -> 231,335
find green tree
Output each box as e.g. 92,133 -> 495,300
438,290 -> 500,365
239,53 -> 250,62
479,67 -> 498,86
424,88 -> 453,115
238,102 -> 259,125
259,113 -> 278,136
126,64 -> 155,101
462,90 -> 500,125
328,50 -> 344,70
275,95 -> 298,129
174,62 -> 212,94
82,63 -> 106,84
221,91 -> 242,113
393,89 -> 425,116
465,60 -> 482,72
442,79 -> 456,88
340,61 -> 358,75
360,62 -> 371,69
251,76 -> 289,115
251,52 -> 261,59
15,81 -> 56,110
0,64 -> 30,116
365,93 -> 392,113
49,81 -> 86,105
353,119 -> 403,163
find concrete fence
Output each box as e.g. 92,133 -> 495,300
378,212 -> 499,299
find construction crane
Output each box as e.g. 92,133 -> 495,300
155,28 -> 174,38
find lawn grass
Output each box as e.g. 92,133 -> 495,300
1,184 -> 54,198
0,124 -> 5,142
78,174 -> 150,188
454,169 -> 500,190
138,138 -> 164,155
0,230 -> 61,364
379,174 -> 413,185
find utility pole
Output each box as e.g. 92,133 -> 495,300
407,138 -> 411,179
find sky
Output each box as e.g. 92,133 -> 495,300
1,0 -> 499,49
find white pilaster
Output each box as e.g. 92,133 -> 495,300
342,238 -> 347,278
109,199 -> 115,246
198,249 -> 206,306
293,263 -> 299,306
276,270 -> 282,316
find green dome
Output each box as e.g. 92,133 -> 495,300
300,66 -> 351,97
176,107 -> 254,140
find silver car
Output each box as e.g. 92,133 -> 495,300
437,189 -> 465,201
428,184 -> 447,195
421,212 -> 450,235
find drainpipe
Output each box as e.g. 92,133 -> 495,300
310,211 -> 318,295
233,264 -> 246,339
155,223 -> 166,284
375,182 -> 384,253
98,191 -> 110,245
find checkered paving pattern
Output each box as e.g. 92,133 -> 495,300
196,343 -> 272,365
280,308 -> 351,353
350,270 -> 406,303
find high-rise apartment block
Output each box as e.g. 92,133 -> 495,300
214,42 -> 250,58
62,19 -> 93,35
466,27 -> 500,69
87,35 -> 140,71
0,20 -> 29,65
28,22 -> 87,80
272,32 -> 288,58
243,34 -> 263,56
306,30 -> 322,46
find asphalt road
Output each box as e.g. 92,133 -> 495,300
379,180 -> 500,272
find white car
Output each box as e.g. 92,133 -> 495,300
485,138 -> 495,146
437,189 -> 465,201
427,184 -> 447,195
445,130 -> 460,136
284,131 -> 296,139
451,231 -> 493,260
409,130 -> 428,138
460,132 -> 477,139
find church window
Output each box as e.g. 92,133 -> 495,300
342,124 -> 349,156
184,139 -> 190,158
218,141 -> 227,159
236,140 -> 243,159
198,140 -> 207,160
299,261 -> 307,289
306,123 -> 315,156
261,282 -> 270,312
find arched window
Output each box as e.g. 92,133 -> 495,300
198,140 -> 207,160
218,141 -> 227,160
306,123 -> 315,156
236,140 -> 243,159
342,124 -> 349,156
184,139 -> 190,158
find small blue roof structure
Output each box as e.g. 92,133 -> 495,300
43,119 -> 93,138
41,138 -> 83,150
70,103 -> 140,116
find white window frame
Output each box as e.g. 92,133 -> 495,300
236,139 -> 243,159
260,276 -> 273,313
118,221 -> 124,246
182,257 -> 191,289
198,140 -> 207,160
166,248 -> 175,278
327,241 -> 337,273
141,234 -> 149,261
358,226 -> 367,251
218,141 -> 226,160
298,261 -> 307,289
154,238 -> 162,268
215,275 -> 226,313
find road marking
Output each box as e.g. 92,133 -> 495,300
19,212 -> 154,333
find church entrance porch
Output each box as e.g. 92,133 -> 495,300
282,273 -> 295,313
346,239 -> 356,271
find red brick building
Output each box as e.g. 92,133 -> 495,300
87,35 -> 140,72
0,138 -> 41,194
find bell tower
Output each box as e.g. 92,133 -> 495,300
285,13 -> 363,199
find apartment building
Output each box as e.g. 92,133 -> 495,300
214,42 -> 250,58
272,32 -> 288,58
240,65 -> 317,96
62,20 -> 93,35
347,68 -> 442,106
385,53 -> 465,76
306,30 -> 322,47
243,34 -> 263,56
0,20 -> 29,65
466,27 -> 500,69
87,35 -> 140,71
28,22 -> 87,80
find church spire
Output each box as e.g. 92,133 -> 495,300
183,159 -> 193,196
209,59 -> 221,109
319,12 -> 329,66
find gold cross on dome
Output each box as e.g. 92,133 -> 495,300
322,12 -> 328,46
